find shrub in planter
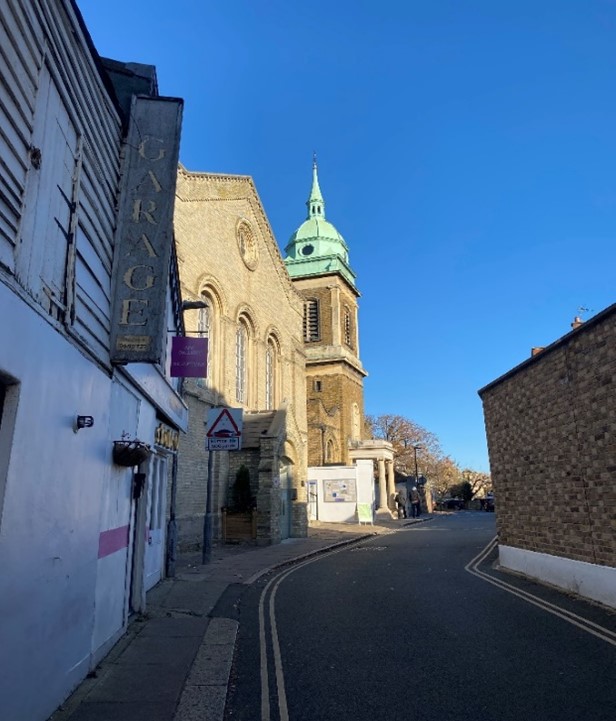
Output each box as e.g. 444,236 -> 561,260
231,465 -> 254,512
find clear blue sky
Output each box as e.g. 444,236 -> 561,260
78,0 -> 616,472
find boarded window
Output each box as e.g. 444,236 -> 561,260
16,65 -> 80,322
303,299 -> 319,342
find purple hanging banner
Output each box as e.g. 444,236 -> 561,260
171,337 -> 208,378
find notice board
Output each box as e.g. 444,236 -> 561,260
323,478 -> 357,503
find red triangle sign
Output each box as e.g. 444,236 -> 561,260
207,408 -> 241,438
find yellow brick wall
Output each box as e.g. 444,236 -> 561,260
290,274 -> 367,467
173,169 -> 308,543
481,309 -> 616,568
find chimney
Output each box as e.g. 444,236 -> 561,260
531,347 -> 545,357
571,316 -> 584,330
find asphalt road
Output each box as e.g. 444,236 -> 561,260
224,512 -> 616,721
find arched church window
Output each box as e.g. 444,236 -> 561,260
197,298 -> 211,388
351,403 -> 361,441
303,299 -> 320,342
236,321 -> 248,403
326,439 -> 335,463
265,338 -> 278,410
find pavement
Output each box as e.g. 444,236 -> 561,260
49,514 -> 432,721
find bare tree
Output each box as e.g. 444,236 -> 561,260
460,469 -> 493,497
366,413 -> 442,476
365,414 -> 491,500
425,455 -> 462,496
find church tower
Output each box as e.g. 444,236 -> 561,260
285,158 -> 367,466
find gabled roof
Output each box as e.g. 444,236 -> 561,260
176,166 -> 304,308
478,303 -> 616,397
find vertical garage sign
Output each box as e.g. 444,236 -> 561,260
110,95 -> 183,364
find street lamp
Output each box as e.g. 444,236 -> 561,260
412,443 -> 422,485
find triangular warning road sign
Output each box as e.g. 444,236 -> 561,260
206,408 -> 241,438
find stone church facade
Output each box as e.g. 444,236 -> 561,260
173,168 -> 308,547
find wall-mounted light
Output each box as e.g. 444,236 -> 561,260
74,415 -> 94,433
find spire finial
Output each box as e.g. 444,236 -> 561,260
307,152 -> 324,219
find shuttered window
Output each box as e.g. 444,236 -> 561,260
303,299 -> 320,342
343,306 -> 352,347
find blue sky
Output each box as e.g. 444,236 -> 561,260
77,0 -> 616,472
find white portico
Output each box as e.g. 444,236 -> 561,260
349,439 -> 396,516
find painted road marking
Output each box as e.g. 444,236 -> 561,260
257,542 -> 363,720
465,538 -> 616,647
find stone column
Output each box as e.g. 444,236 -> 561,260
387,460 -> 396,510
377,458 -> 387,510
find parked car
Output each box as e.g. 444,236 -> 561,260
437,498 -> 465,511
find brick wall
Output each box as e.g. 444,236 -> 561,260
291,274 -> 367,467
306,368 -> 365,465
480,306 -> 616,568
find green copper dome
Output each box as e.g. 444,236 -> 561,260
284,158 -> 356,288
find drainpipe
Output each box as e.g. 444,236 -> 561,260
166,451 -> 178,577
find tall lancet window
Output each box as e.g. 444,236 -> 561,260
326,439 -> 335,463
236,322 -> 248,403
265,340 -> 276,410
352,403 -> 361,441
197,299 -> 211,388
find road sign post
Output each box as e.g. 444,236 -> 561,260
202,408 -> 243,563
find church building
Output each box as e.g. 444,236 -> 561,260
284,160 -> 368,466
173,167 -> 308,547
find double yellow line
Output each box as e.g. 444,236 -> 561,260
465,537 -> 616,647
258,542 -> 360,721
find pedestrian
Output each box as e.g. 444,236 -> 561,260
410,486 -> 421,518
394,490 -> 406,518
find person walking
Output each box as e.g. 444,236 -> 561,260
410,486 -> 421,518
394,490 -> 406,518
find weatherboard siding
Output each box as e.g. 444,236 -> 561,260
0,0 -> 121,361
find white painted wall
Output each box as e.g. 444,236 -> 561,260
0,285 -> 112,721
91,380 -> 140,660
499,545 -> 616,610
355,460 -> 375,507
0,285 -> 182,721
308,461 -> 374,523
0,3 -> 187,718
